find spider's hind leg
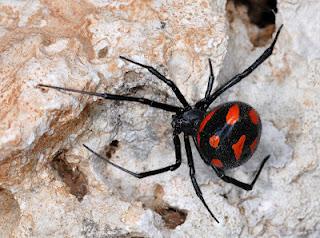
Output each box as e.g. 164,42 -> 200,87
213,155 -> 270,191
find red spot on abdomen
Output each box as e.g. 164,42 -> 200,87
226,104 -> 240,125
232,135 -> 246,161
249,109 -> 259,125
250,138 -> 258,153
197,110 -> 216,144
211,158 -> 223,168
209,135 -> 220,148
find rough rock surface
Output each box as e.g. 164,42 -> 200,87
0,0 -> 227,237
0,0 -> 319,237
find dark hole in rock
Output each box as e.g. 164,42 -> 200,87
154,206 -> 188,230
110,140 -> 119,147
98,46 -> 108,58
227,0 -> 277,47
0,187 -> 21,237
51,150 -> 88,201
104,140 -> 120,159
221,193 -> 228,199
151,184 -> 187,229
231,0 -> 277,28
160,21 -> 166,29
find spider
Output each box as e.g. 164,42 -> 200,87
38,25 -> 283,223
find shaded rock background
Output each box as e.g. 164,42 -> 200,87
0,0 -> 319,237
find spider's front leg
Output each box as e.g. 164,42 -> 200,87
37,84 -> 181,113
195,59 -> 215,110
204,58 -> 215,99
202,24 -> 283,109
120,56 -> 190,108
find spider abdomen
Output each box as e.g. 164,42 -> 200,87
196,101 -> 262,170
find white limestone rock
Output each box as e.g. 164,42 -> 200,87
0,0 -> 228,237
217,0 -> 320,237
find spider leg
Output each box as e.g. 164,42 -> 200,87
205,58 -> 215,99
192,137 -> 269,191
213,155 -> 270,191
184,135 -> 219,223
202,25 -> 283,110
38,84 -> 181,113
195,59 -> 215,109
83,134 -> 182,178
120,56 -> 190,108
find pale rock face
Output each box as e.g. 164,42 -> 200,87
0,0 -> 319,237
216,1 -> 320,237
0,0 -> 227,237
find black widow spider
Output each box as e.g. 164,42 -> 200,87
38,25 -> 283,223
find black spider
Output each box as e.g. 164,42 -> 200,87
38,25 -> 283,223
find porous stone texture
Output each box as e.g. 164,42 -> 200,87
220,1 -> 320,237
0,0 -> 227,237
0,0 -> 319,237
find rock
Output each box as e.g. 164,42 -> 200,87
2,0 -> 319,237
219,0 -> 320,237
0,0 -> 228,237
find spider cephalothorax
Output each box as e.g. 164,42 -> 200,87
38,25 -> 283,223
171,108 -> 204,135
